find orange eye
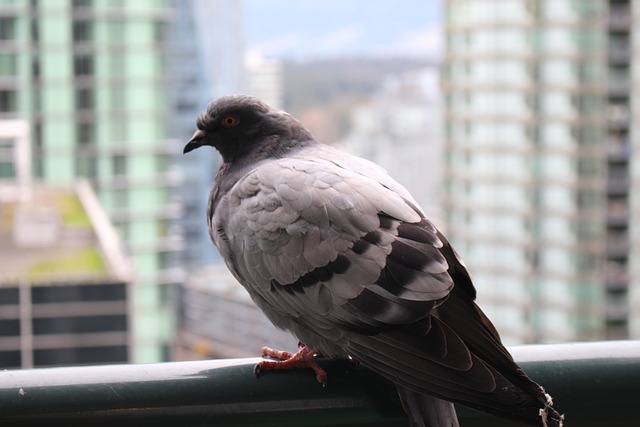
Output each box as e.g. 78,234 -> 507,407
222,115 -> 240,127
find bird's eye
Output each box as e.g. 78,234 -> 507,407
222,115 -> 240,127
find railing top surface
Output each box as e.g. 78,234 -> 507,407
1,340 -> 639,426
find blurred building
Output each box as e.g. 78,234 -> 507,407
443,0 -> 638,343
0,179 -> 132,368
177,265 -> 297,359
0,0 -> 183,362
246,51 -> 284,109
344,68 -> 443,223
168,0 -> 246,268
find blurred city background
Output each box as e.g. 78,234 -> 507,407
0,0 -> 638,369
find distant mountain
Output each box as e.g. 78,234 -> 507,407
245,0 -> 441,60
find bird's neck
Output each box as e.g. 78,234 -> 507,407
220,134 -> 315,167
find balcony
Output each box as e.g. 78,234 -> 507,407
1,341 -> 640,426
606,201 -> 629,227
608,5 -> 631,31
608,44 -> 631,65
607,78 -> 630,97
607,137 -> 631,161
606,233 -> 629,258
606,103 -> 630,130
605,262 -> 629,291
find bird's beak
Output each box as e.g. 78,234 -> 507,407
183,129 -> 206,154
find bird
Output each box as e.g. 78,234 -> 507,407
183,95 -> 564,427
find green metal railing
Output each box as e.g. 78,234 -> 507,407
0,341 -> 639,426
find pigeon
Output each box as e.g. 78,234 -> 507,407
183,95 -> 564,427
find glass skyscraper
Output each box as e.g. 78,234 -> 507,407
443,0 -> 638,343
0,0 -> 182,362
167,0 -> 246,269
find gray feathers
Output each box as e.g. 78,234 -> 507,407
185,95 -> 564,427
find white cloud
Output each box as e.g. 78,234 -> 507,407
374,25 -> 443,59
251,32 -> 306,57
250,25 -> 365,59
313,25 -> 364,54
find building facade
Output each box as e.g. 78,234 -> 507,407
168,0 -> 246,268
625,2 -> 640,339
0,180 -> 132,368
443,0 -> 638,344
0,0 -> 182,362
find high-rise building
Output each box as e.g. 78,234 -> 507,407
605,0 -> 634,340
617,2 -> 640,339
443,0 -> 638,344
246,51 -> 283,109
0,0 -> 182,362
168,0 -> 246,268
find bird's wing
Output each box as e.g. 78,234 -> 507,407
212,148 -> 454,327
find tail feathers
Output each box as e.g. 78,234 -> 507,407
398,387 -> 460,427
398,386 -> 564,427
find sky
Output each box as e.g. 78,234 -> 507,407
244,0 -> 442,60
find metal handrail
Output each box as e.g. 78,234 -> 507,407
1,340 -> 639,426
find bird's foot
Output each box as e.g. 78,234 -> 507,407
254,343 -> 327,388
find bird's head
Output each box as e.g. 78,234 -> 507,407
183,95 -> 314,163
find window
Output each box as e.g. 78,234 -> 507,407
574,220 -> 600,239
0,288 -> 19,305
0,17 -> 16,40
31,56 -> 40,78
577,158 -> 599,176
71,0 -> 92,7
33,315 -> 126,334
0,161 -> 15,179
577,126 -> 602,145
157,251 -> 174,270
73,54 -> 94,76
0,90 -> 17,112
111,85 -> 125,109
77,122 -> 95,144
75,155 -> 97,178
32,88 -> 42,112
113,221 -> 129,240
30,18 -> 39,43
112,154 -> 126,175
576,190 -> 600,208
0,138 -> 14,178
32,284 -> 125,303
72,20 -> 93,42
0,54 -> 17,76
33,123 -> 43,177
34,346 -> 127,366
110,120 -> 126,142
75,88 -> 94,110
108,21 -> 125,44
0,351 -> 21,369
155,53 -> 167,75
153,21 -> 167,43
112,189 -> 128,208
155,154 -> 168,173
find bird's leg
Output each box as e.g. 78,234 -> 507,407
254,342 -> 327,388
260,346 -> 294,361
